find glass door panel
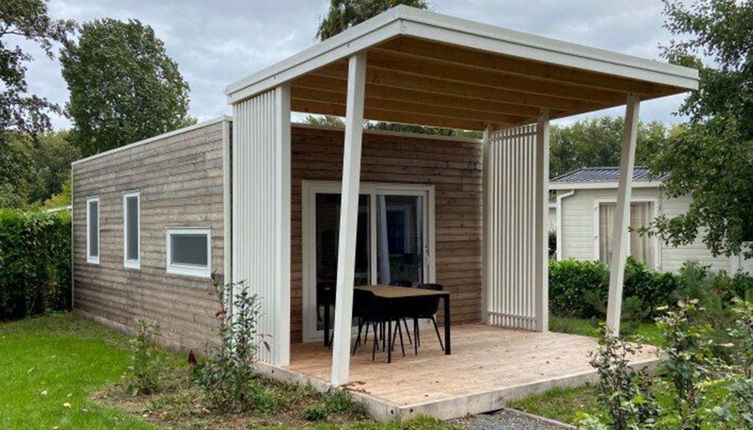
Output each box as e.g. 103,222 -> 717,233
314,193 -> 370,332
376,194 -> 424,285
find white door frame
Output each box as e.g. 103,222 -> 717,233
301,180 -> 436,342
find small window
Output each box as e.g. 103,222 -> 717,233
123,192 -> 140,269
166,228 -> 211,278
87,197 -> 100,264
598,201 -> 656,268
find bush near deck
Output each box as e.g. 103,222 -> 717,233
0,209 -> 71,320
549,257 -> 753,322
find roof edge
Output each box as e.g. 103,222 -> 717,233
225,5 -> 699,104
71,116 -> 232,166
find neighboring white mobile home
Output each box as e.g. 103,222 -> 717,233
551,167 -> 730,272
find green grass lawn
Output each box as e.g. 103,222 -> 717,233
507,385 -> 600,425
549,315 -> 664,346
0,313 -> 159,430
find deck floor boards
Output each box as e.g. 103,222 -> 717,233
288,324 -> 658,407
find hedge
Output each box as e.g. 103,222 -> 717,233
0,209 -> 71,320
549,257 -> 752,322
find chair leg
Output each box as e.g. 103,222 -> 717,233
431,317 -> 445,352
413,318 -> 419,355
396,320 -> 406,357
372,322 -> 379,361
402,318 -> 412,345
352,318 -> 363,355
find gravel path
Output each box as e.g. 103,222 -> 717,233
451,409 -> 572,430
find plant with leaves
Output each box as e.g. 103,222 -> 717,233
316,0 -> 428,41
194,277 -> 277,412
646,0 -> 753,259
127,318 -> 161,395
579,326 -> 657,430
654,299 -> 720,429
0,0 -> 75,136
60,18 -> 192,157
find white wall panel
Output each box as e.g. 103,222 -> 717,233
232,87 -> 291,365
484,125 -> 543,330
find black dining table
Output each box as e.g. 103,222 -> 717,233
322,284 -> 451,361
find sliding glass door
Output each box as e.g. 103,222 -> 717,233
302,182 -> 434,341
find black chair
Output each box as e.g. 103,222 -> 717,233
352,289 -> 408,361
388,280 -> 413,345
412,283 -> 445,352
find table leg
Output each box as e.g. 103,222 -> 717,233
443,296 -> 451,355
387,319 -> 392,363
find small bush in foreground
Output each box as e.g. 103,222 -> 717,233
127,318 -> 162,395
193,278 -> 276,413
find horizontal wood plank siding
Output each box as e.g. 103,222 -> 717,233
72,121 -> 227,352
290,125 -> 483,342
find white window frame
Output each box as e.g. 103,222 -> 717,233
593,197 -> 661,269
301,180 -> 436,342
123,191 -> 141,269
86,197 -> 100,265
166,227 -> 212,278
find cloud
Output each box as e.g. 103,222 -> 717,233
17,0 -> 687,130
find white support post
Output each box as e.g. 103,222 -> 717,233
274,84 -> 291,366
606,93 -> 641,336
534,110 -> 550,332
331,52 -> 367,386
481,124 -> 493,324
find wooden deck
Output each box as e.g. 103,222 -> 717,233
271,324 -> 658,420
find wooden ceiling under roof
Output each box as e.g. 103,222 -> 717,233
289,36 -> 689,131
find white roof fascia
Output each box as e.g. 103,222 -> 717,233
71,116 -> 232,166
225,6 -> 698,105
549,181 -> 662,190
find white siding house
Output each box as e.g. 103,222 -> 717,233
552,167 -> 731,272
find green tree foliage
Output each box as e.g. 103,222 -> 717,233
316,0 -> 428,41
647,0 -> 753,258
61,19 -> 191,156
550,117 -> 670,178
0,130 -> 78,208
0,0 -> 75,136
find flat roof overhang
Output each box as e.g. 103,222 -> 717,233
225,6 -> 699,131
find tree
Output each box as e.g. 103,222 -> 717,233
30,130 -> 78,203
0,132 -> 40,208
0,0 -> 75,137
316,0 -> 428,41
647,0 -> 753,258
549,117 -> 670,178
61,19 -> 191,156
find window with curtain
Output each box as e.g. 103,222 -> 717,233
598,201 -> 655,268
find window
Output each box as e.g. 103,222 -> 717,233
123,192 -> 140,269
598,201 -> 656,268
86,197 -> 100,264
166,228 -> 211,278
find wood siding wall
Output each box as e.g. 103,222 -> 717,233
72,121 -> 228,352
290,125 -> 483,342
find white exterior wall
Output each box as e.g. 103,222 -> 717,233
557,187 -> 730,272
485,124 -> 547,330
232,87 -> 291,365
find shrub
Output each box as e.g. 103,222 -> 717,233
193,278 -> 277,413
549,259 -> 609,318
582,326 -> 657,430
0,209 -> 71,320
302,404 -> 327,421
127,318 -> 161,395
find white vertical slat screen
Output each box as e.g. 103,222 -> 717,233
232,87 -> 291,365
485,124 -> 541,330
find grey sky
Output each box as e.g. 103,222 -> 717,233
19,0 -> 688,130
